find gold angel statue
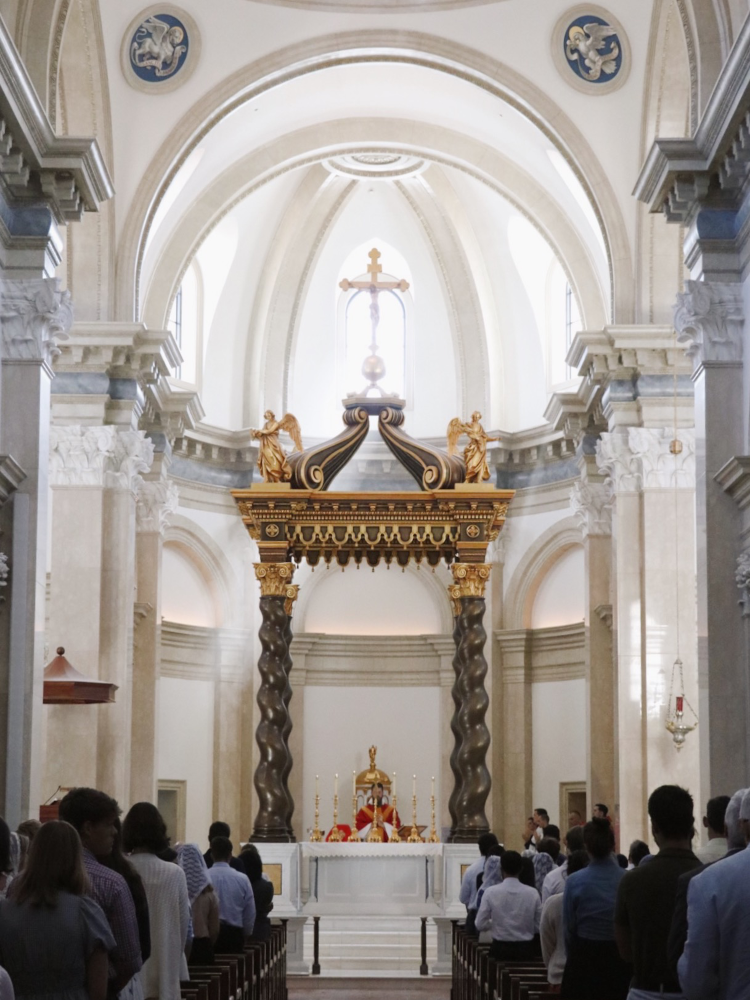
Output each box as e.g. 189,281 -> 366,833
251,410 -> 303,483
447,412 -> 499,483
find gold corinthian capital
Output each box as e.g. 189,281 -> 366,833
447,583 -> 462,617
450,563 -> 492,599
254,562 -> 296,598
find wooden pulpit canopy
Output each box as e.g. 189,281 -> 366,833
43,647 -> 118,705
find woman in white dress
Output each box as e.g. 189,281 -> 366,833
122,804 -> 190,1000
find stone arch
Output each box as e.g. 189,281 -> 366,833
504,516 -> 583,631
116,31 -> 631,325
163,514 -> 241,628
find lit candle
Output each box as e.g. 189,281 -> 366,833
431,776 -> 435,799
315,774 -> 319,796
335,773 -> 339,797
413,774 -> 416,798
352,770 -> 356,797
393,772 -> 397,799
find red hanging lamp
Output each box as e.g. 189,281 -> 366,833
43,647 -> 117,705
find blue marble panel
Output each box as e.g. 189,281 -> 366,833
51,372 -> 110,395
495,457 -> 580,491
169,456 -> 254,488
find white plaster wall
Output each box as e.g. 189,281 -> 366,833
531,678 -> 586,830
158,677 -> 215,845
302,685 -> 441,837
301,563 -> 444,634
531,546 -> 585,629
503,508 -> 575,596
162,544 -> 218,627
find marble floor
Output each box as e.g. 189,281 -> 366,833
288,977 -> 451,998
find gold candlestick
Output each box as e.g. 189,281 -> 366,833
347,790 -> 360,841
310,789 -> 323,842
390,791 -> 401,842
329,790 -> 344,842
407,788 -> 423,843
366,791 -> 383,842
428,791 -> 439,843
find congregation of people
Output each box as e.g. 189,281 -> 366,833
460,786 -> 750,999
0,789 -> 276,1000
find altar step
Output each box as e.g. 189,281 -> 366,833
303,916 -> 438,974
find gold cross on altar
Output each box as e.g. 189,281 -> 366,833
339,248 -> 410,293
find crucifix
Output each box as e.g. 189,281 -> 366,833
340,248 -> 409,396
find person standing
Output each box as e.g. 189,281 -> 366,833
208,837 -> 256,952
615,785 -> 701,1000
543,827 -> 585,903
202,823 -> 244,872
475,851 -> 541,962
541,849 -> 589,990
459,832 -> 498,935
176,844 -> 219,964
560,818 -> 630,1000
59,789 -> 142,997
122,804 -> 190,1000
695,796 -> 730,865
238,845 -> 274,944
0,820 -> 115,1000
678,789 -> 750,1000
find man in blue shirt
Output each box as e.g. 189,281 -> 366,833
208,836 -> 256,953
458,832 -> 498,934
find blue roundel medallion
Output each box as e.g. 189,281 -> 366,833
563,14 -> 623,85
129,12 -> 189,83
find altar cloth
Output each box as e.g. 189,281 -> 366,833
301,842 -> 444,859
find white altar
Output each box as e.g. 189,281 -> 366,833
259,841 -> 478,976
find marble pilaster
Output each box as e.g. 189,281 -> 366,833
597,427 -> 700,848
1,278 -> 72,823
570,473 -> 615,823
674,282 -> 746,796
131,476 -> 178,804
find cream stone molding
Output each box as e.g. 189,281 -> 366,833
596,427 -> 695,492
736,551 -> 750,618
55,323 -> 181,380
0,17 -> 112,222
121,6 -> 200,95
495,623 -> 586,682
136,478 -> 179,534
172,423 -> 257,467
290,633 -> 454,687
0,455 -> 25,502
245,0 -> 503,9
594,603 -> 613,630
118,31 -> 632,325
551,6 -> 631,96
49,425 -> 155,490
0,278 -> 72,366
673,281 -> 744,366
570,479 -> 612,537
160,621 -> 251,681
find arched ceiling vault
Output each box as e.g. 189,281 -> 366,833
118,31 -> 631,326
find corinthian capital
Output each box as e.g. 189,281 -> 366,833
0,278 -> 73,365
136,479 -> 179,534
450,563 -> 491,599
674,281 -> 743,366
50,426 -> 154,491
596,428 -> 695,492
254,562 -> 296,600
570,480 -> 612,537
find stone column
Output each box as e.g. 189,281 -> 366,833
45,425 -> 153,804
446,587 -> 462,841
674,282 -> 746,795
1,278 -> 72,823
130,478 -> 178,805
496,629 -> 532,850
570,474 -> 616,821
450,563 -> 492,843
251,562 -> 296,843
597,427 -> 700,848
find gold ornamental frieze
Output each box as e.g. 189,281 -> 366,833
235,489 -> 513,568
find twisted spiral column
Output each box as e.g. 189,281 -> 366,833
451,564 -> 492,843
281,585 -> 299,840
251,563 -> 296,842
447,585 -> 463,841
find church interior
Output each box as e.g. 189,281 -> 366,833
0,0 -> 750,987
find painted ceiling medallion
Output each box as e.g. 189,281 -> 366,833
121,5 -> 200,93
324,153 -> 426,180
552,6 -> 629,95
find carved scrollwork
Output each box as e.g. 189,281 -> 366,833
287,406 -> 369,490
736,551 -> 750,618
450,563 -> 492,599
378,407 -> 466,490
674,281 -> 744,366
254,562 -> 296,596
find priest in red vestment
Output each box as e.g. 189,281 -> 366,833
355,783 -> 401,842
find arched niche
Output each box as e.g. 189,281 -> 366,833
163,515 -> 241,628
504,516 -> 584,631
530,545 -> 585,629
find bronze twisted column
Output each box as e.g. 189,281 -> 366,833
451,564 -> 492,843
281,584 -> 299,841
447,584 -> 463,842
251,563 -> 296,842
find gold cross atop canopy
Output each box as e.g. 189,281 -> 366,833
339,248 -> 409,397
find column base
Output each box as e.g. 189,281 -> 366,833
451,827 -> 489,844
250,828 -> 296,843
